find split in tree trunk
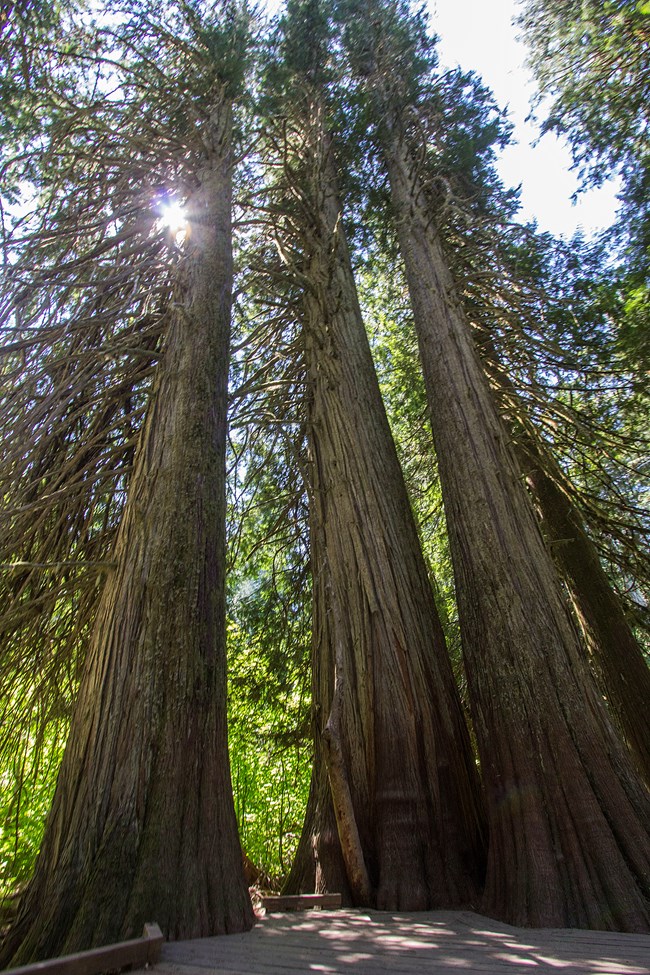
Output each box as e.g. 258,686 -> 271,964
321,580 -> 373,904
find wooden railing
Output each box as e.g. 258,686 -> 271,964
3,922 -> 164,975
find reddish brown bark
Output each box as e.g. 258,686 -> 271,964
1,107 -> 254,965
282,530 -> 354,904
481,341 -> 650,784
282,111 -> 486,910
515,429 -> 650,785
381,117 -> 650,931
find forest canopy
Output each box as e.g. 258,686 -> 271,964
0,0 -> 649,963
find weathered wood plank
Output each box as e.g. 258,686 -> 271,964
4,922 -> 163,975
160,940 -> 650,975
130,910 -> 650,975
261,893 -> 342,911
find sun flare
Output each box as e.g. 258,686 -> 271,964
158,201 -> 188,243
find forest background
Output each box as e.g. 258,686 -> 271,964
0,0 -> 648,960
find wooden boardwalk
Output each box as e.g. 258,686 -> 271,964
133,909 -> 650,974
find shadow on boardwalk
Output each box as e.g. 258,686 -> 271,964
133,909 -> 650,974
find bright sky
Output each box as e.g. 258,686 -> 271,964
428,0 -> 622,239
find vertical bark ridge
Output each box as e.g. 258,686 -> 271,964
516,433 -> 650,784
478,333 -> 650,784
1,106 -> 254,966
380,117 -> 650,931
283,111 -> 486,910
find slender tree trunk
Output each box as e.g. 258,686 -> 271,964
481,338 -> 650,783
1,106 -> 254,966
283,526 -> 353,904
283,114 -> 486,910
381,118 -> 650,931
512,418 -> 650,784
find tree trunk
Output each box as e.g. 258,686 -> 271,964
283,114 -> 486,911
1,107 -> 254,965
481,337 -> 650,784
381,118 -> 650,931
511,416 -> 650,784
283,527 -> 353,905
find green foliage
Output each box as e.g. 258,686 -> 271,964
225,437 -> 312,879
280,0 -> 332,80
224,247 -> 312,879
519,0 -> 649,183
228,618 -> 311,879
334,0 -> 435,100
0,713 -> 65,902
0,1 -> 68,129
478,227 -> 650,638
259,0 -> 339,131
620,282 -> 650,365
519,0 -> 650,278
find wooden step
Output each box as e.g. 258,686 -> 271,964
261,893 -> 342,912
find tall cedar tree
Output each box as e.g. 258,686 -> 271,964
269,0 -> 485,910
339,0 -> 650,931
0,3 -> 254,962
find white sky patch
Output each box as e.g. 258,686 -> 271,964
428,0 -> 622,239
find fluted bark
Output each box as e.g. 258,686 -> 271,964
1,105 -> 254,966
282,113 -> 485,910
380,114 -> 650,931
